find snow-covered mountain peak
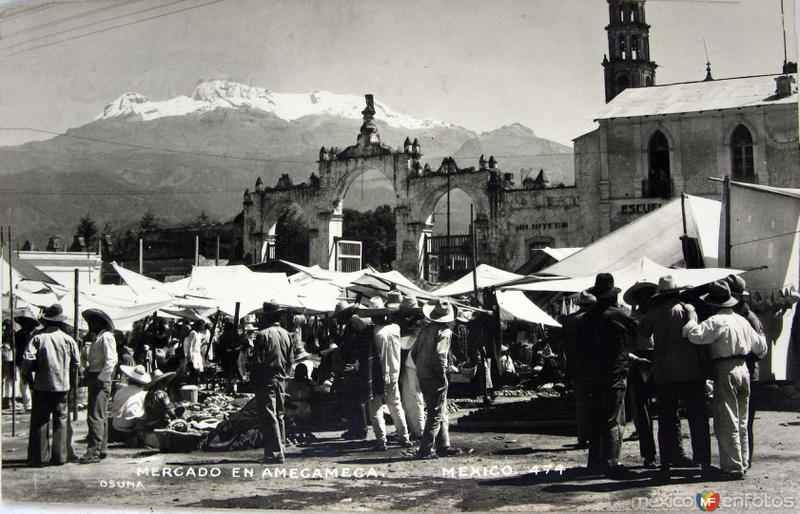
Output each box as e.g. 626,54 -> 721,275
96,79 -> 449,129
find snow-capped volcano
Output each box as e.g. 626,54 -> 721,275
97,79 -> 449,130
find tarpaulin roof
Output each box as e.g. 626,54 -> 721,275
1,251 -> 59,295
496,290 -> 561,327
596,74 -> 797,120
505,257 -> 742,300
539,195 -> 721,278
433,264 -> 525,298
184,265 -> 303,317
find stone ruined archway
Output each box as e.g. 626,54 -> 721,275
243,94 -> 584,280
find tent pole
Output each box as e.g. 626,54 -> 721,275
233,302 -> 241,332
195,235 -> 200,267
470,204 -> 479,304
8,226 -> 16,436
72,268 -> 79,421
724,176 -> 732,267
139,238 -> 143,275
215,235 -> 220,266
680,191 -> 688,237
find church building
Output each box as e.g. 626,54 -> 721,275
574,0 -> 799,237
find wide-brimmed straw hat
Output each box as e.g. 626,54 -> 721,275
700,281 -> 739,308
243,323 -> 257,332
623,281 -> 658,305
144,370 -> 177,391
294,348 -> 314,362
40,304 -> 67,323
334,300 -> 356,318
651,275 -> 686,299
456,309 -> 473,324
359,296 -> 398,317
422,299 -> 455,324
587,273 -> 620,300
119,364 -> 152,386
82,308 -> 115,331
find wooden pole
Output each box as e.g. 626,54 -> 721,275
8,226 -> 16,435
138,238 -> 143,275
470,204 -> 479,304
233,302 -> 241,331
195,235 -> 200,267
72,268 -> 79,421
724,176 -> 732,267
215,235 -> 220,266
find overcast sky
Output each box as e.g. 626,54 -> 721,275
0,0 -> 796,147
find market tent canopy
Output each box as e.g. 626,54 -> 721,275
184,265 -> 303,316
112,262 -> 174,301
433,264 -> 525,298
496,290 -> 561,327
1,251 -> 59,295
505,257 -> 742,298
539,195 -> 721,278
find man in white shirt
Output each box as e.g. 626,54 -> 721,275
81,309 -> 118,463
110,365 -> 151,444
682,281 -> 768,479
367,295 -> 411,450
183,321 -> 205,385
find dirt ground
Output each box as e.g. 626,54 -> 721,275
2,398 -> 800,512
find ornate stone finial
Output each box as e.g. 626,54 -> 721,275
359,93 -> 380,143
704,61 -> 713,82
319,146 -> 329,161
255,177 -> 264,192
488,155 -> 497,169
403,137 -> 412,154
479,154 -> 486,169
411,138 -> 421,156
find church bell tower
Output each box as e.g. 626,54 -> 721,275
602,0 -> 657,103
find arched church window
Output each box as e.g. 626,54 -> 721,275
618,35 -> 627,60
731,125 -> 755,183
646,131 -> 672,198
631,36 -> 640,60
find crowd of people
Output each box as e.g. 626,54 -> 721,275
562,272 -> 767,481
0,271 -> 769,481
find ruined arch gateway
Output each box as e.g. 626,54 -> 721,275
242,94 -> 588,280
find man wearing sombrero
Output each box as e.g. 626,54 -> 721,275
682,280 -> 767,480
410,299 -> 461,459
638,276 -> 710,476
21,304 -> 80,467
81,308 -> 118,464
110,365 -> 151,445
11,308 -> 40,412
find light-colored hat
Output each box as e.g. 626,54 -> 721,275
399,295 -> 421,312
14,308 -> 40,329
119,364 -> 151,386
294,348 -> 314,362
701,281 -> 739,308
40,304 -> 67,323
651,276 -> 685,298
422,299 -> 455,324
82,308 -> 115,331
725,274 -> 749,298
144,371 -> 176,391
369,296 -> 386,309
623,281 -> 658,305
243,323 -> 257,332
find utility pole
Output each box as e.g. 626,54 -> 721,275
445,162 -> 451,281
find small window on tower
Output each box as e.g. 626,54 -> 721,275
631,36 -> 640,60
619,35 -> 627,60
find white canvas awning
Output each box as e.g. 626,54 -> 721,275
433,264 -> 525,298
496,290 -> 561,327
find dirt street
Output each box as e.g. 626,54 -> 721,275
3,399 -> 800,512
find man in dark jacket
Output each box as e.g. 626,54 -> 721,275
638,276 -> 711,476
561,290 -> 597,448
576,273 -> 637,479
251,304 -> 294,464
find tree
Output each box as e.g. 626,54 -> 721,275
275,205 -> 310,264
76,214 -> 98,247
139,210 -> 161,231
343,205 -> 396,270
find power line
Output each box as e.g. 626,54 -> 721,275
0,2 -> 60,23
0,0 -> 226,58
1,0 -> 145,41
0,188 -> 245,196
0,0 -> 187,53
